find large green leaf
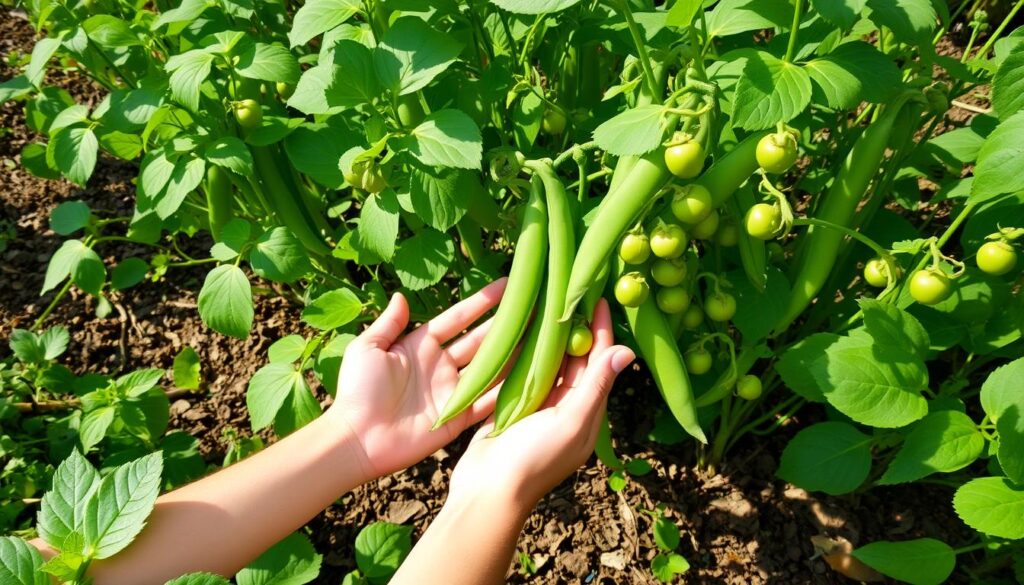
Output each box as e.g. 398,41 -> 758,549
246,363 -> 306,431
37,450 -> 100,549
953,477 -> 1024,539
810,0 -> 867,29
236,532 -> 322,585
237,43 -> 300,85
777,422 -> 872,495
166,49 -> 215,111
489,0 -> 582,14
374,17 -> 461,96
732,51 -> 812,130
851,539 -> 955,585
250,227 -> 311,283
393,229 -> 455,290
400,110 -> 482,170
42,239 -> 105,296
356,191 -> 400,262
878,410 -> 985,485
0,537 -> 48,585
50,127 -> 98,186
704,0 -> 792,37
993,43 -> 1024,120
197,265 -> 253,338
592,105 -> 665,156
804,41 -> 900,109
408,167 -> 472,232
302,289 -> 363,331
288,0 -> 361,48
83,452 -> 163,559
866,0 -> 937,42
50,201 -> 91,235
354,523 -> 412,583
971,110 -> 1024,201
980,357 -> 1024,484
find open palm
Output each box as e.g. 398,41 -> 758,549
327,278 -> 508,478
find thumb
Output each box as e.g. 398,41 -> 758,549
359,293 -> 410,350
559,345 -> 634,420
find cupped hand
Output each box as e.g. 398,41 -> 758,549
446,298 -> 635,510
327,279 -> 509,479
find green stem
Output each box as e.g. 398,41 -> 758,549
618,0 -> 661,104
32,280 -> 74,331
783,0 -> 804,63
953,542 -> 990,555
791,217 -> 889,258
976,0 -> 1024,58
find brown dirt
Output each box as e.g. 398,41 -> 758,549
0,7 -> 989,584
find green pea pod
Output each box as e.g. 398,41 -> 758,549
730,185 -> 767,292
205,164 -> 234,242
433,176 -> 548,428
594,414 -> 624,471
620,261 -> 707,444
775,97 -> 914,333
562,150 -> 671,321
251,145 -> 331,257
697,132 -> 765,207
493,161 -> 576,432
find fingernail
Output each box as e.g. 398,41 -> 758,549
611,348 -> 635,373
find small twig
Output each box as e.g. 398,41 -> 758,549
951,99 -> 991,114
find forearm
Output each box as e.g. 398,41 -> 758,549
391,491 -> 531,585
77,416 -> 372,584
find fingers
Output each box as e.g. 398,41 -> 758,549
358,293 -> 410,350
419,278 -> 508,344
558,345 -> 634,421
588,299 -> 614,368
444,317 -> 495,368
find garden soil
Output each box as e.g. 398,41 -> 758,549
0,8 -> 984,584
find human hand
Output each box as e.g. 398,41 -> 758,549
326,279 -> 509,479
446,298 -> 634,511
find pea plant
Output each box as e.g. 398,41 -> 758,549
2,0 -> 1024,581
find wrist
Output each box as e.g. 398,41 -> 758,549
444,480 -> 534,524
310,415 -> 378,488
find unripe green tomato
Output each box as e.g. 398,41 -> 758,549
684,347 -> 713,375
671,184 -> 713,224
863,258 -> 889,288
615,272 -> 650,307
651,258 -> 687,287
276,81 -> 295,99
736,375 -> 762,400
234,99 -> 262,129
664,142 -> 705,179
542,107 -> 567,135
909,269 -> 953,305
716,221 -> 739,247
690,210 -> 720,240
619,233 -> 652,265
656,286 -> 690,314
756,132 -> 798,174
650,224 -> 687,259
704,291 -> 737,322
567,325 -> 594,357
976,241 -> 1017,276
745,203 -> 781,240
682,304 -> 703,329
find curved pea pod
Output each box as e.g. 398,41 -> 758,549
775,98 -> 912,333
594,414 -> 624,471
620,262 -> 707,444
561,150 -> 671,321
730,185 -> 767,292
697,132 -> 765,207
205,164 -> 234,242
493,162 -> 576,432
433,175 -> 548,429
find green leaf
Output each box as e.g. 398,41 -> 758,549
27,35 -> 63,87
973,111 -> 1024,201
50,127 -> 98,186
980,358 -> 1024,484
83,452 -> 163,559
205,137 -> 254,176
355,523 -> 412,583
161,432 -> 205,489
152,0 -> 208,30
139,151 -> 176,202
50,201 -> 91,235
666,0 -> 703,27
236,532 -> 322,585
273,379 -> 322,437
246,363 -> 305,431
287,63 -> 336,116
82,15 -> 141,48
164,573 -> 232,585
111,257 -> 149,290
356,191 -> 400,261
805,41 -> 901,109
250,227 -> 312,283
323,41 -> 380,109
866,0 -> 937,42
79,407 -> 115,452
21,142 -> 60,179
0,537 -> 48,585
392,229 -> 455,290
40,532 -> 85,581
158,157 -> 206,219
237,43 -> 300,85
39,326 -> 70,360
650,552 -> 690,582
733,51 -> 812,131
212,219 -> 253,262
374,17 -> 462,96
97,129 -> 143,160
197,265 -> 253,339
851,539 -> 955,585
302,289 -> 363,331
408,167 -> 472,232
101,88 -> 164,131
704,0 -> 792,38
810,0 -> 867,29
878,410 -> 985,485
42,239 -> 105,296
285,121 -> 360,188
173,347 -> 201,390
814,337 -> 929,428
731,267 -> 790,342
859,299 -> 930,359
38,450 -> 100,549
289,0 -> 361,48
9,329 -> 42,364
166,49 -> 215,111
777,422 -> 872,495
314,333 -> 355,395
993,43 -> 1024,119
953,477 -> 1024,539
653,516 -> 680,552
401,109 -> 482,170
489,0 -> 581,13
268,335 -> 307,364
0,75 -> 33,102
592,105 -> 664,156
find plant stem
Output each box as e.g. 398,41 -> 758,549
791,217 -> 889,257
954,542 -> 990,555
783,0 -> 803,63
618,0 -> 661,104
32,280 -> 74,331
976,0 -> 1024,58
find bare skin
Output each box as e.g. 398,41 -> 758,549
32,279 -> 634,585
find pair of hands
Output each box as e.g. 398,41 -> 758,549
326,278 -> 635,509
